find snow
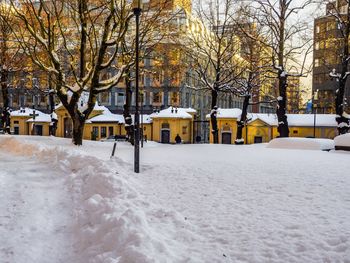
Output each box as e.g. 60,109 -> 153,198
334,133 -> 350,147
205,108 -> 337,127
10,108 -> 51,123
267,137 -> 335,151
151,107 -> 195,119
0,135 -> 350,262
87,107 -> 125,124
206,108 -> 242,119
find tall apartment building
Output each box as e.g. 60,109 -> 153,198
313,0 -> 350,113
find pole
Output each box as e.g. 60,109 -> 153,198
141,90 -> 144,148
313,105 -> 316,138
33,107 -> 36,136
313,90 -> 318,138
133,2 -> 141,173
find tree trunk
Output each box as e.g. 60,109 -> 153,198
276,72 -> 289,137
48,88 -> 57,136
123,75 -> 135,145
211,89 -> 219,144
72,115 -> 85,146
1,69 -> 10,134
335,78 -> 350,134
236,95 -> 250,144
335,19 -> 350,134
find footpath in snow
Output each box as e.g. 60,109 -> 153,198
0,135 -> 349,263
0,149 -> 76,263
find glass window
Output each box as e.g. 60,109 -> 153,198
116,92 -> 125,106
315,42 -> 319,50
152,92 -> 162,104
99,92 -> 110,105
314,58 -> 320,67
101,127 -> 107,138
92,127 -> 99,137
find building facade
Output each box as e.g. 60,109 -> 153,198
313,0 -> 350,113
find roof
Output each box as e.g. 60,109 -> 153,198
205,108 -> 242,119
11,108 -> 37,117
86,106 -> 153,124
11,108 -> 51,123
87,107 -> 125,124
205,108 -> 338,127
151,107 -> 196,119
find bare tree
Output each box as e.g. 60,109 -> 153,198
327,0 -> 350,134
0,3 -> 23,133
253,0 -> 313,137
10,0 -> 135,145
121,1 -> 177,144
184,0 -> 246,144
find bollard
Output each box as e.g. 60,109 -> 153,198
110,142 -> 117,158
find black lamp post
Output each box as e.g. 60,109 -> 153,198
133,1 -> 142,173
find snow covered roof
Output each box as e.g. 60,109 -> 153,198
11,108 -> 37,117
87,107 -> 124,124
287,114 -> 337,127
132,114 -> 153,124
11,108 -> 51,123
249,113 -> 338,127
56,101 -> 105,112
205,108 -> 337,127
151,107 -> 195,119
247,113 -> 277,126
205,108 -> 242,119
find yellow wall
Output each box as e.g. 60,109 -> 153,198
11,116 -> 30,135
288,126 -> 337,139
11,116 -> 50,136
209,117 -> 338,144
245,119 -> 272,144
152,118 -> 192,143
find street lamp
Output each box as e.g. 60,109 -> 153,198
313,89 -> 319,138
133,0 -> 142,173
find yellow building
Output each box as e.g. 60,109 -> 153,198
10,108 -> 50,136
208,108 -> 338,144
151,107 -> 196,143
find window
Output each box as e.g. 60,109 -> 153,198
293,130 -> 298,134
152,92 -> 163,104
182,126 -> 187,135
101,127 -> 107,138
116,92 -> 125,106
326,21 -> 335,31
162,123 -> 170,129
315,42 -> 319,50
99,92 -> 111,105
185,92 -> 190,107
316,25 -> 320,34
314,58 -> 320,67
169,92 -> 179,106
92,127 -> 99,137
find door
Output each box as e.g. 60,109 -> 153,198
222,132 -> 232,144
254,136 -> 263,143
14,127 -> 19,135
35,125 -> 43,136
64,117 -> 72,138
161,129 -> 170,143
108,127 -> 114,137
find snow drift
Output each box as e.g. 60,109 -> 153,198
267,137 -> 334,151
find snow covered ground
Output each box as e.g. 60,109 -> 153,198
0,135 -> 349,263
